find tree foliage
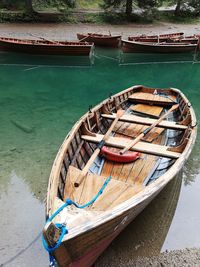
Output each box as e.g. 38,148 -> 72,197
102,0 -> 200,16
138,0 -> 162,9
168,0 -> 200,15
0,0 -> 75,10
102,0 -> 164,15
0,0 -> 200,19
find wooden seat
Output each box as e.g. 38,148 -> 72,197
130,104 -> 163,118
128,92 -> 177,106
102,113 -> 187,130
81,134 -> 181,159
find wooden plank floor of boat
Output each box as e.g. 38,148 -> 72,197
87,104 -> 166,211
64,104 -> 174,212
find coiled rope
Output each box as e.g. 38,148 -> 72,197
42,175 -> 112,266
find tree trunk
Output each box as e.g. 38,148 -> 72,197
25,0 -> 34,13
175,0 -> 182,16
126,0 -> 133,16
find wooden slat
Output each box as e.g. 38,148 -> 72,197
119,161 -> 135,182
64,166 -> 142,211
81,134 -> 181,159
90,181 -> 128,211
102,113 -> 187,130
128,92 -> 176,105
107,185 -> 142,210
64,166 -> 87,203
131,104 -> 163,117
126,155 -> 146,184
116,124 -> 164,143
101,160 -> 114,177
133,156 -> 156,185
111,162 -> 123,179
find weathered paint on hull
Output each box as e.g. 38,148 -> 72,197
69,231 -> 119,267
55,183 -> 166,267
122,40 -> 197,53
0,41 -> 93,56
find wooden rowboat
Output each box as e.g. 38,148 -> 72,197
43,85 -> 196,267
0,37 -> 94,56
77,33 -> 121,47
121,39 -> 198,53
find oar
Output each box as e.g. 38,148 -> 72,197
119,104 -> 179,155
74,109 -> 125,187
78,34 -> 90,42
30,33 -> 63,45
78,30 -> 104,42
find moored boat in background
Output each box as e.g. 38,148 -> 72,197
0,37 -> 94,56
121,39 -> 198,53
77,33 -> 121,47
42,85 -> 196,267
128,32 -> 184,42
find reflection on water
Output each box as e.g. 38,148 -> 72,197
0,173 -> 48,267
96,174 -> 182,266
119,51 -> 198,66
0,51 -> 94,67
0,50 -> 200,266
182,146 -> 200,186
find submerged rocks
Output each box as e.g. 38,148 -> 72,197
11,119 -> 35,134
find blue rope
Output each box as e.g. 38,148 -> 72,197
42,175 -> 111,263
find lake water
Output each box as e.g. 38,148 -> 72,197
0,49 -> 200,267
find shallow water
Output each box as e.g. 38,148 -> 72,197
0,48 -> 200,266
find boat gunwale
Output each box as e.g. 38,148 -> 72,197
121,39 -> 197,48
128,32 -> 185,39
0,37 -> 94,47
46,85 -> 197,241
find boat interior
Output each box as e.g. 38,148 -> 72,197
0,37 -> 93,46
50,86 -> 194,224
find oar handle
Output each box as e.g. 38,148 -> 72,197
30,33 -> 62,45
74,148 -> 100,187
74,109 -> 125,187
78,35 -> 90,42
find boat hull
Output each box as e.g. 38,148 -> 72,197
54,181 -> 166,267
122,40 -> 197,53
44,85 -> 197,267
77,33 -> 121,48
128,37 -> 198,44
0,38 -> 93,56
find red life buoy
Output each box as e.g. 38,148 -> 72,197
101,146 -> 141,163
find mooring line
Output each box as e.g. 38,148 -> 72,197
95,53 -> 119,61
23,66 -> 41,71
0,63 -> 92,68
1,232 -> 41,266
119,60 -> 198,66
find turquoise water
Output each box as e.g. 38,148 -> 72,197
0,49 -> 200,266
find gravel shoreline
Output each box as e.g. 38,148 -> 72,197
0,21 -> 200,40
96,248 -> 200,267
